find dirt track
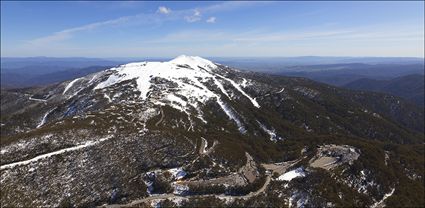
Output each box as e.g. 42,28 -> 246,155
103,174 -> 271,208
103,156 -> 301,208
103,141 -> 301,208
154,107 -> 164,126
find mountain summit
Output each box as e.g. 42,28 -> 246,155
74,55 -> 260,133
1,56 -> 423,207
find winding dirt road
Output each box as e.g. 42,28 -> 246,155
154,107 -> 164,126
103,174 -> 271,208
102,157 -> 300,208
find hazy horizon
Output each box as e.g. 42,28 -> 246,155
2,55 -> 424,59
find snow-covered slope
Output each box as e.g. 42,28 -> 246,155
86,55 -> 260,132
96,56 -> 257,102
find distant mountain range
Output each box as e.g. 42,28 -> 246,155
215,56 -> 424,72
0,57 -> 166,88
2,56 -> 423,72
344,74 -> 424,106
0,57 -> 122,88
1,66 -> 113,88
277,63 -> 425,86
1,56 -> 424,89
1,57 -> 120,70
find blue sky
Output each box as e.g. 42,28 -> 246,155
1,1 -> 424,58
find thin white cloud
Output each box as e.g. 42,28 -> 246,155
143,25 -> 424,46
28,15 -> 134,45
206,17 -> 216,23
233,30 -> 355,42
144,29 -> 354,44
185,9 -> 202,23
9,23 -> 424,57
157,6 -> 171,14
26,1 -> 266,46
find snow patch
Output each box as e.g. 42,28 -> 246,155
384,151 -> 390,166
169,55 -> 216,70
167,167 -> 187,180
277,167 -> 306,181
200,137 -> 208,154
240,78 -> 250,88
104,94 -> 112,102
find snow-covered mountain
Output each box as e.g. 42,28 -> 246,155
35,55 -> 275,137
88,55 -> 261,133
1,56 -> 424,207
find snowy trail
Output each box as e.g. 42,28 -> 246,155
257,121 -> 281,142
216,98 -> 245,133
36,108 -> 55,128
277,88 -> 285,93
63,78 -> 82,95
1,137 -> 111,170
29,97 -> 47,102
212,77 -> 231,99
215,74 -> 260,108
